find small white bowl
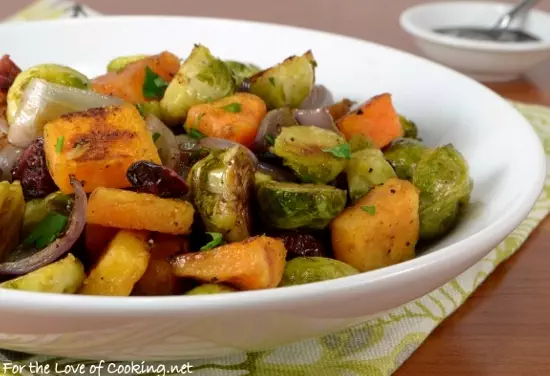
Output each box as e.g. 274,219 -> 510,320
400,1 -> 550,82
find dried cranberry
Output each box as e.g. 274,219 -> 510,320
126,161 -> 189,198
0,55 -> 21,89
275,232 -> 327,260
11,138 -> 57,199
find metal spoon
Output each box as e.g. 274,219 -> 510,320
434,0 -> 541,42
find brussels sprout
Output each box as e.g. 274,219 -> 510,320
383,138 -> 428,180
255,171 -> 274,186
190,145 -> 255,242
22,191 -> 71,238
348,134 -> 375,153
0,181 -> 25,261
0,254 -> 85,293
279,256 -> 359,286
273,126 -> 348,184
347,148 -> 397,202
249,51 -> 316,109
399,115 -> 419,139
107,54 -> 149,73
412,144 -> 472,240
185,283 -> 237,295
7,64 -> 89,125
225,60 -> 261,87
160,44 -> 235,125
256,181 -> 347,229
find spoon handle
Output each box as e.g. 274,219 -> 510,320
494,0 -> 540,29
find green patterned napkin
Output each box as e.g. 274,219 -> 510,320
1,2 -> 550,375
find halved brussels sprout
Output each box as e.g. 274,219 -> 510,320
0,253 -> 85,293
22,191 -> 71,238
279,256 -> 359,286
185,283 -> 237,295
7,64 -> 90,125
348,134 -> 375,153
249,51 -> 316,109
190,145 -> 255,242
412,144 -> 472,240
347,148 -> 396,202
0,181 -> 25,261
399,115 -> 419,139
160,44 -> 235,125
273,126 -> 348,184
136,101 -> 163,118
107,54 -> 149,73
383,138 -> 428,180
224,60 -> 261,87
256,180 -> 347,229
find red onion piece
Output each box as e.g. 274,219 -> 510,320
257,161 -> 297,182
199,137 -> 259,168
145,114 -> 179,170
299,85 -> 334,109
175,134 -> 199,150
293,108 -> 341,134
251,108 -> 298,153
0,177 -> 87,275
0,144 -> 23,182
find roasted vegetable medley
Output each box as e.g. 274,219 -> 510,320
0,46 -> 472,296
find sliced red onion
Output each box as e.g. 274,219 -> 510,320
145,114 -> 179,169
0,143 -> 23,182
199,137 -> 259,168
299,85 -> 334,109
257,161 -> 297,182
252,108 -> 298,153
175,134 -> 199,150
293,108 -> 340,134
0,177 -> 87,275
0,117 -> 8,134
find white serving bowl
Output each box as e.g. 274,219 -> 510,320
0,16 -> 545,361
400,1 -> 550,82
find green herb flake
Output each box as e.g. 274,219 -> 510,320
360,205 -> 376,215
194,113 -> 205,128
222,102 -> 242,113
264,134 -> 275,146
135,103 -> 145,116
200,232 -> 224,250
23,212 -> 69,250
55,136 -> 65,154
152,132 -> 161,143
310,59 -> 318,68
142,66 -> 169,99
322,143 -> 351,159
188,127 -> 206,140
268,77 -> 276,87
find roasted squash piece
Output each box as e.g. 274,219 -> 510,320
92,51 -> 180,103
87,187 -> 195,235
79,230 -> 151,296
337,93 -> 403,149
43,103 -> 161,194
171,236 -> 287,290
185,93 -> 267,147
330,178 -> 420,272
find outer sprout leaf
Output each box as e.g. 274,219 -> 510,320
23,212 -> 68,250
201,232 -> 224,250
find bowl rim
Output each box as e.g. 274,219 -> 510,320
400,1 -> 550,52
0,15 -> 546,315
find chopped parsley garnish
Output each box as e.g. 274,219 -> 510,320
268,77 -> 276,87
188,127 -> 206,140
152,132 -> 161,143
55,136 -> 65,154
136,103 -> 146,116
264,134 -> 275,146
322,143 -> 351,159
222,102 -> 242,113
142,66 -> 168,99
201,232 -> 224,250
23,212 -> 68,249
361,206 -> 376,215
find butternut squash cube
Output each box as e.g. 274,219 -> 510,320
43,103 -> 161,194
171,236 -> 287,290
87,187 -> 195,235
79,230 -> 151,296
